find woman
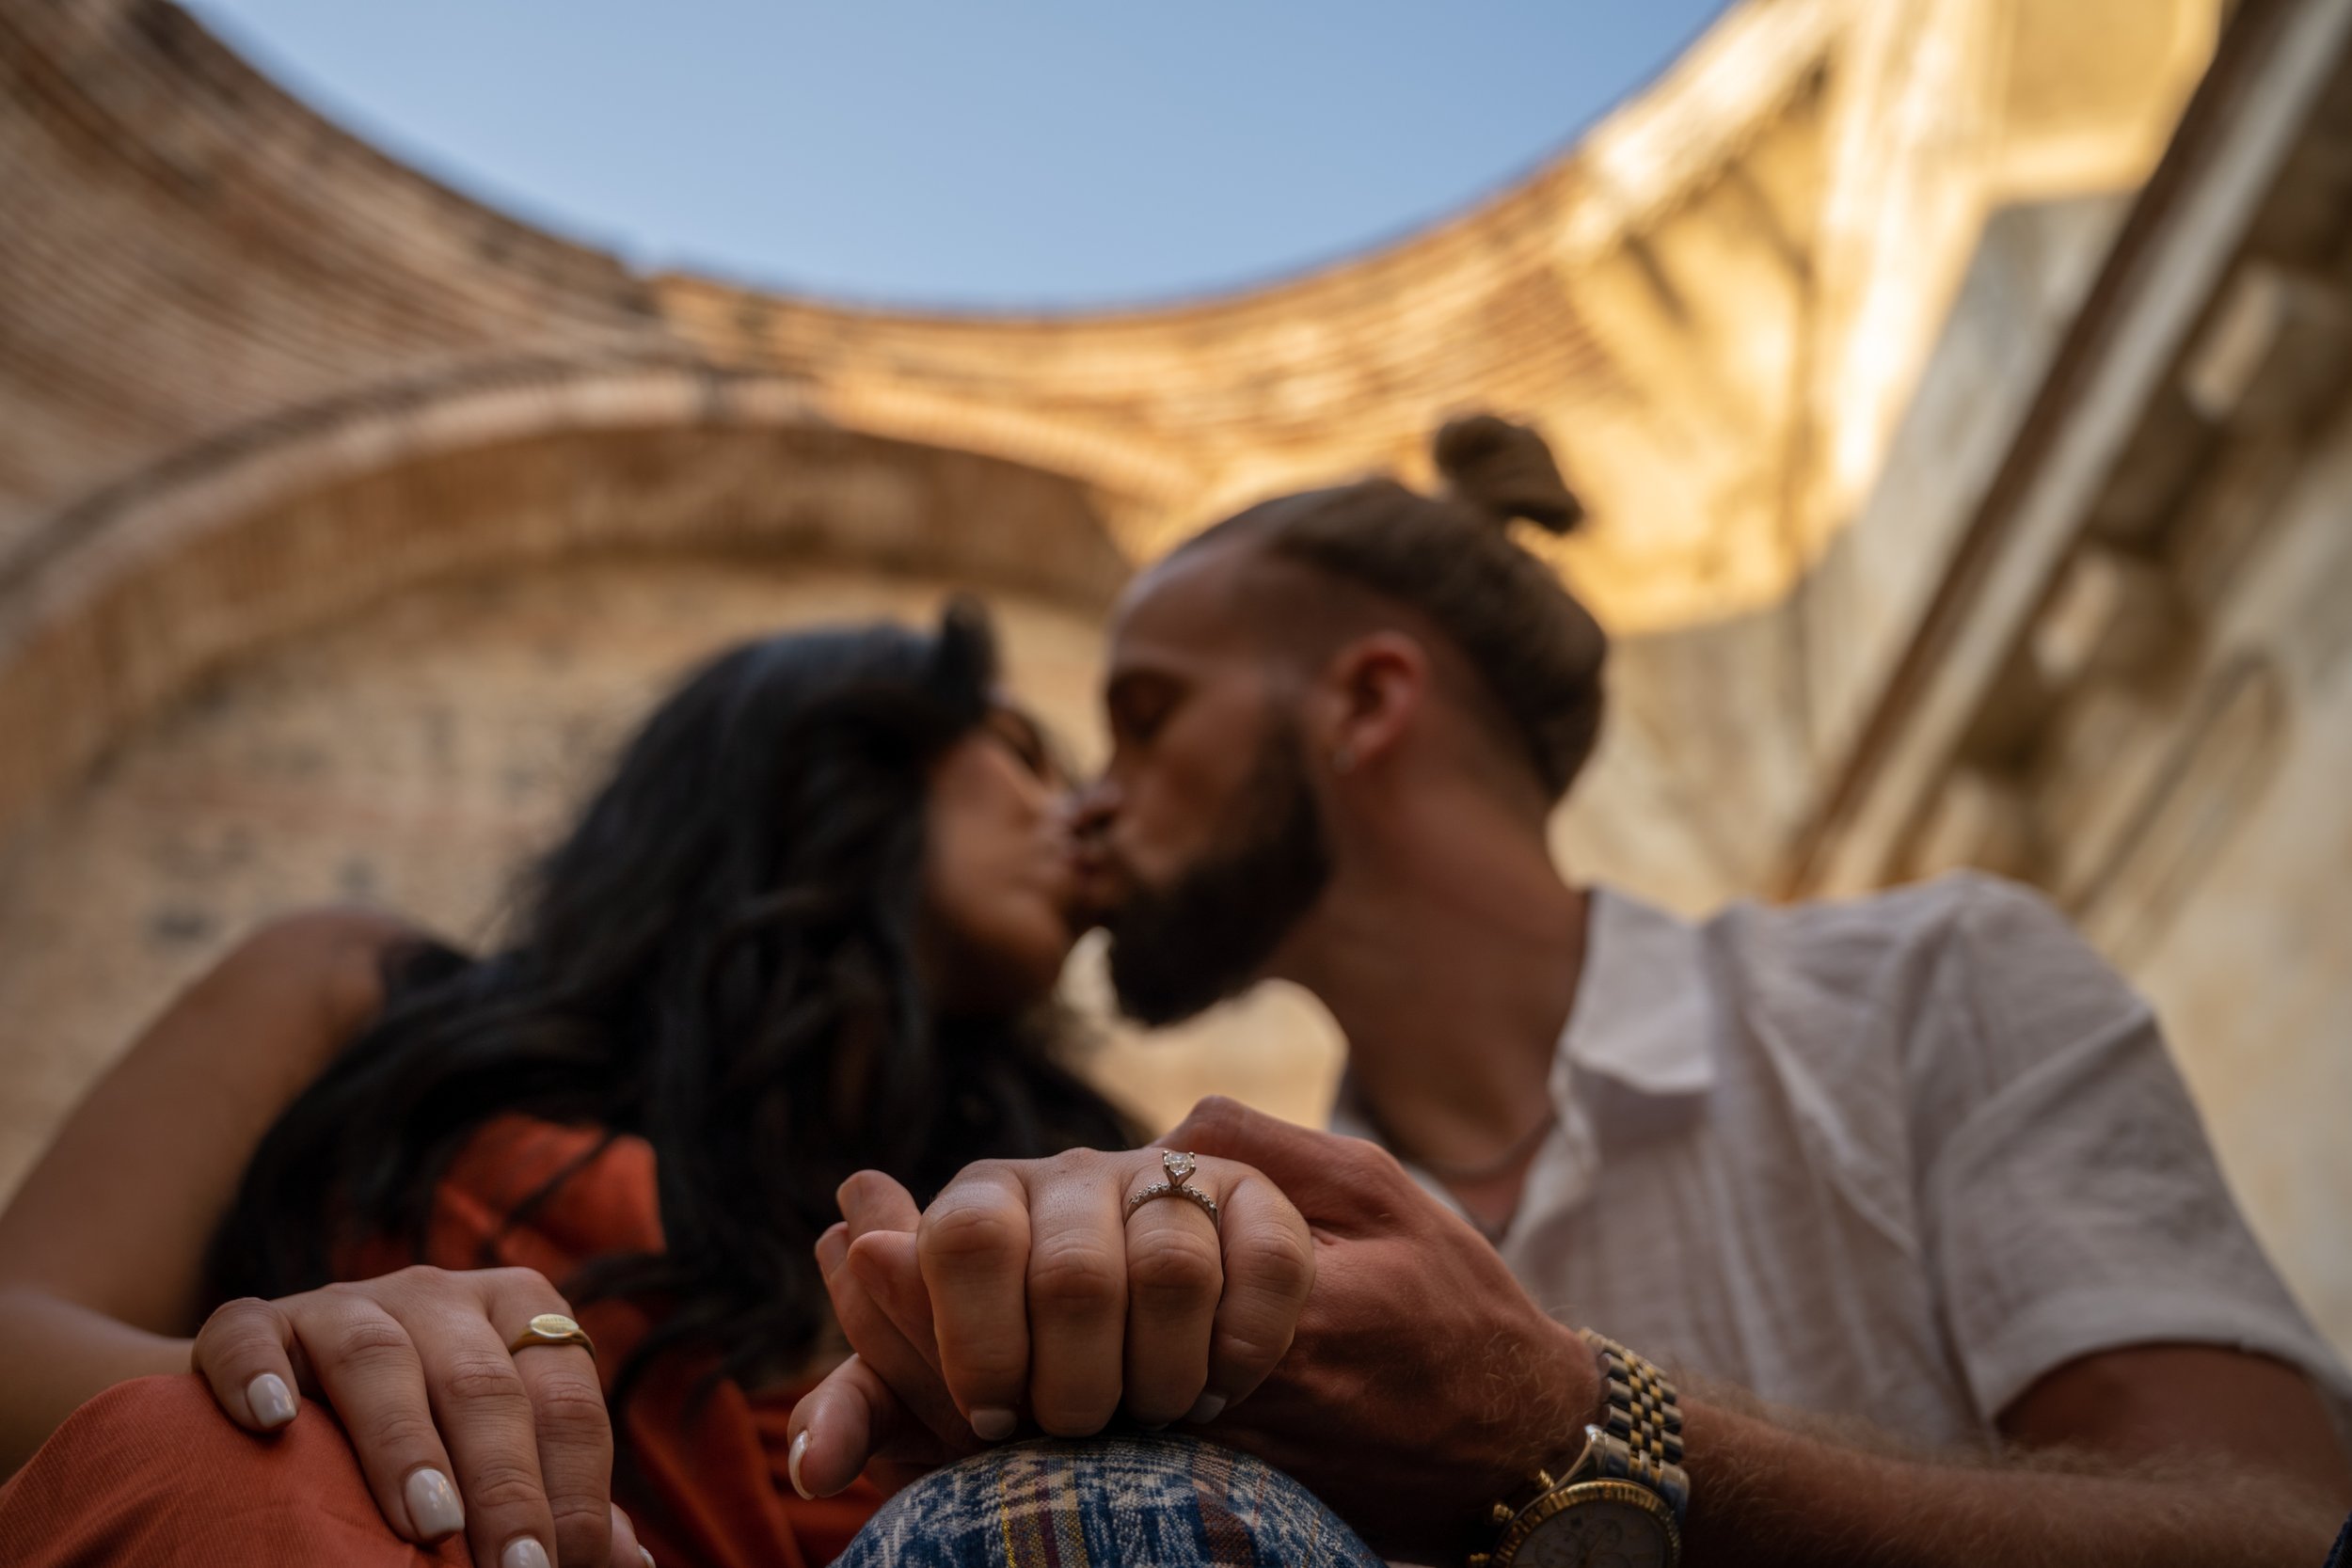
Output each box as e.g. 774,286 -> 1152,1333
0,600 -> 1137,1567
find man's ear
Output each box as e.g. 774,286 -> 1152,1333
1318,632 -> 1427,775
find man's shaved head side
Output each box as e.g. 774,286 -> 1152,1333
1179,414 -> 1608,802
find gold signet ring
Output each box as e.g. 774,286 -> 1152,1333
1126,1148 -> 1220,1225
507,1312 -> 596,1359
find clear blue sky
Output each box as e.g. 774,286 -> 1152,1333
185,1 -> 1733,311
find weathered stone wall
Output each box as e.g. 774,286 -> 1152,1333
2124,399 -> 2352,1353
1788,0 -> 2352,1353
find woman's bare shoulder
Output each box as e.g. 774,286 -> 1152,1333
201,904 -> 437,1038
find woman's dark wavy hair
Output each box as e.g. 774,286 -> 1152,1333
205,600 -> 1133,1412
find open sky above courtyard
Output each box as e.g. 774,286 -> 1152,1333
186,0 -> 1733,310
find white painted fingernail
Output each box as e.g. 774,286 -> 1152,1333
404,1467 -> 464,1539
971,1405 -> 1019,1441
246,1371 -> 295,1429
612,1505 -> 651,1568
788,1429 -> 815,1501
643,1549 -> 659,1568
501,1539 -> 550,1568
1185,1392 -> 1227,1424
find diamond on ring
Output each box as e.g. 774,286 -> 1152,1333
1128,1149 -> 1219,1226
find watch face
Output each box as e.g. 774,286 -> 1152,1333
1517,1491 -> 1676,1568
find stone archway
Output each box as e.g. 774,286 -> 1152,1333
0,362 -> 1136,847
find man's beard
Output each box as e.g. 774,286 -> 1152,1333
1104,722 -> 1333,1027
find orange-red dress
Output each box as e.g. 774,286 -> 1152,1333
0,1115 -> 882,1567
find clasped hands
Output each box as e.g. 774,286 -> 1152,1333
793,1096 -> 1606,1564
786,1131 -> 1315,1497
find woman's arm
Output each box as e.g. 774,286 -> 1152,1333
0,908 -> 644,1567
0,904 -> 415,1469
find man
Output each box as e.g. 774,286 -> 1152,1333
793,416 -> 2352,1564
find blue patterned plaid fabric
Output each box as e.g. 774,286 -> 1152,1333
832,1436 -> 1386,1567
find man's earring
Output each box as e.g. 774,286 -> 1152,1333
1331,745 -> 1357,776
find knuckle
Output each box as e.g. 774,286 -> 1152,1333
950,1346 -> 1030,1393
357,1405 -> 443,1462
327,1314 -> 420,1369
1126,1231 -> 1220,1304
836,1169 -> 895,1209
390,1264 -> 450,1294
843,1228 -> 899,1273
1329,1133 -> 1406,1189
196,1295 -> 277,1343
454,1457 -> 549,1518
1018,1148 -> 1089,1180
1200,1153 -> 1266,1188
1214,1317 -> 1299,1376
489,1265 -> 558,1301
943,1157 -> 1016,1194
921,1198 -> 1022,1265
1187,1095 -> 1246,1141
1027,1238 -> 1123,1318
437,1350 -> 532,1412
547,1490 -> 612,1561
1228,1218 -> 1316,1299
530,1375 -> 615,1449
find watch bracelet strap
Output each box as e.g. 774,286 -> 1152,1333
1579,1329 -> 1692,1522
1468,1330 -> 1692,1568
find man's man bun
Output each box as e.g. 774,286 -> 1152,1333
1434,414 -> 1584,536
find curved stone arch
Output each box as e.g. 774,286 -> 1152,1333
0,357 -> 1144,843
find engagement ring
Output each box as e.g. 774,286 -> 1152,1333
1126,1148 -> 1220,1226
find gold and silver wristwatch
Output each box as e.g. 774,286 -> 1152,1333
1470,1331 -> 1690,1568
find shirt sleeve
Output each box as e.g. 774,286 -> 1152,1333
1910,874 -> 2352,1425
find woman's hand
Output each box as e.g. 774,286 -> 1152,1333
191,1264 -> 648,1568
787,1140 -> 1314,1497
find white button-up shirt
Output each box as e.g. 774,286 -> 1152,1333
1332,873 -> 2350,1449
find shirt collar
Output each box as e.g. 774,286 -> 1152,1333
1554,884 -> 1717,1101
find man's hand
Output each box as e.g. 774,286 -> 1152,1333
786,1143 -> 1313,1498
192,1264 -> 644,1568
1158,1097 -> 1602,1563
1161,1111 -> 2352,1568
